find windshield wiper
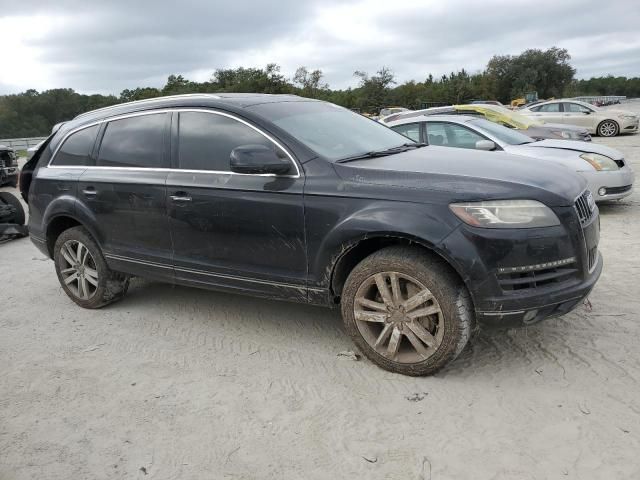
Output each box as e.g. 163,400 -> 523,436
336,143 -> 426,164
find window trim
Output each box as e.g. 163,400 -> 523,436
47,108 -> 301,178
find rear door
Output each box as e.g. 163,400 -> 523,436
528,103 -> 564,123
76,112 -> 173,281
166,110 -> 307,300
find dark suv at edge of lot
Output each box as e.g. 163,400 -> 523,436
20,94 -> 602,376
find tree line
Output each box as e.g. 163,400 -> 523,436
1,47 -> 639,138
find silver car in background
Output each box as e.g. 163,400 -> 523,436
386,114 -> 634,202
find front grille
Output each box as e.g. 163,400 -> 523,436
574,190 -> 595,225
497,263 -> 579,291
614,159 -> 625,168
587,246 -> 598,272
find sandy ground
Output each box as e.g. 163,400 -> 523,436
2,103 -> 640,480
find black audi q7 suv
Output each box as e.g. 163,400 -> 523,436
20,94 -> 602,376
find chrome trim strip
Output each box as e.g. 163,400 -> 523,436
48,108 -> 301,178
104,253 -> 324,292
479,311 -> 525,316
105,253 -> 173,270
73,94 -> 222,120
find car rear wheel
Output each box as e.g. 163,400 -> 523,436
598,120 -> 619,137
341,246 -> 474,376
54,226 -> 129,308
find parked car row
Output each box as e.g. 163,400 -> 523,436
385,113 -> 634,202
19,93 -> 608,376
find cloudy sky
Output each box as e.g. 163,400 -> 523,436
0,0 -> 638,95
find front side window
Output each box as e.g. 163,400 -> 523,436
467,118 -> 533,145
177,112 -> 287,172
51,125 -> 100,166
246,101 -> 409,161
97,113 -> 167,168
391,123 -> 421,142
426,122 -> 486,149
564,102 -> 593,113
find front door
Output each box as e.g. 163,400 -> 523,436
166,110 -> 307,301
76,112 -> 173,281
561,102 -> 596,129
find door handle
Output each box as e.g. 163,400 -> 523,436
170,195 -> 192,202
82,187 -> 97,196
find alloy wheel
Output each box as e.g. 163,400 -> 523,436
353,271 -> 444,363
59,240 -> 99,300
599,121 -> 617,137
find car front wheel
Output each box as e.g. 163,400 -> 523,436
54,226 -> 129,308
341,246 -> 474,376
598,120 -> 619,137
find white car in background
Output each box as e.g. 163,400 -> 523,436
386,114 -> 634,202
519,99 -> 639,137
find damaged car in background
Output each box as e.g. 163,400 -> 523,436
382,104 -> 592,142
20,94 -> 602,376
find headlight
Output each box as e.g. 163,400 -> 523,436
579,153 -> 618,171
620,114 -> 637,120
449,200 -> 560,228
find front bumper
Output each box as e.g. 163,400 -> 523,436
620,118 -> 639,133
582,167 -> 635,201
439,204 -> 601,328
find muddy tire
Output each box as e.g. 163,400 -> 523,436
0,192 -> 25,225
341,246 -> 474,376
53,226 -> 129,308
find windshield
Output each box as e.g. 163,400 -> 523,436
247,101 -> 410,161
468,118 -> 534,145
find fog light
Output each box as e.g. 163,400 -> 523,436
523,310 -> 539,324
598,187 -> 607,196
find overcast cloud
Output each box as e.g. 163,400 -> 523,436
0,0 -> 638,95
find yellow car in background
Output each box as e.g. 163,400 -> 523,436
453,104 -> 592,141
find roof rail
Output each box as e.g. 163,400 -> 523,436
74,93 -> 223,120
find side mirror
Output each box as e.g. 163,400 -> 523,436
230,145 -> 291,175
475,140 -> 496,151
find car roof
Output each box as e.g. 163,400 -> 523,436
60,93 -> 316,135
386,114 -> 476,127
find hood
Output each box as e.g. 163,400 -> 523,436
523,139 -> 623,160
333,146 -> 586,207
601,109 -> 637,117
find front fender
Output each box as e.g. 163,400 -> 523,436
307,200 -> 460,288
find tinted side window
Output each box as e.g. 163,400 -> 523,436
178,112 -> 284,172
51,125 -> 99,166
97,113 -> 167,168
391,123 -> 421,142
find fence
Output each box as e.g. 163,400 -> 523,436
0,137 -> 48,151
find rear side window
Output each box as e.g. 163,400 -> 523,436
97,113 -> 167,168
177,112 -> 282,172
51,125 -> 99,166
